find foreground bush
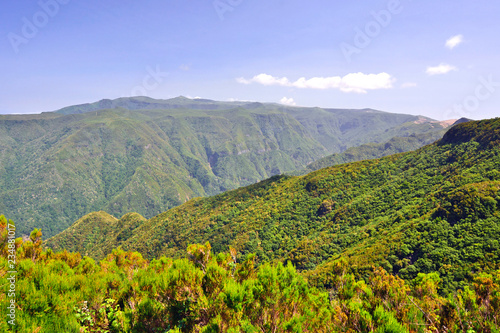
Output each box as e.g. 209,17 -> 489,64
1,219 -> 499,332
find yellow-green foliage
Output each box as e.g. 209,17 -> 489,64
1,225 -> 500,332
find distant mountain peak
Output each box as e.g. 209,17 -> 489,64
452,117 -> 473,126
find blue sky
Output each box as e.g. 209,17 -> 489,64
1,0 -> 499,120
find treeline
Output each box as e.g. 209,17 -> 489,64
1,218 -> 499,333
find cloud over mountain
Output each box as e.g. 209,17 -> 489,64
237,72 -> 395,94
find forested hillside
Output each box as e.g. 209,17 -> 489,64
0,97 -> 448,238
2,218 -> 500,332
300,129 -> 447,173
48,118 -> 500,295
2,117 -> 500,332
300,119 -> 468,173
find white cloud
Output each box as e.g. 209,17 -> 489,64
179,64 -> 190,71
280,97 -> 296,106
401,82 -> 417,88
445,35 -> 464,49
237,72 -> 395,93
293,76 -> 342,90
237,73 -> 291,86
426,63 -> 458,76
339,72 -> 394,93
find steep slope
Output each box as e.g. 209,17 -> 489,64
302,128 -> 447,172
0,108 -> 324,237
52,97 -> 447,154
47,118 -> 500,292
1,97 -> 448,237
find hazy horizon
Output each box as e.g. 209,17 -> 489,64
1,1 -> 499,120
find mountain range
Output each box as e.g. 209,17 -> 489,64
0,97 -> 451,238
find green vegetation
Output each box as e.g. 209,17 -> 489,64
48,118 -> 500,296
2,221 -> 500,332
301,129 -> 447,173
2,117 -> 500,332
43,211 -> 146,259
0,97 -> 448,238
